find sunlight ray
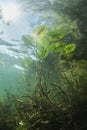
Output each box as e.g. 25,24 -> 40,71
1,2 -> 21,24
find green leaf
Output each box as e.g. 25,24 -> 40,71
36,37 -> 49,59
33,25 -> 48,39
22,35 -> 34,46
49,43 -> 65,53
37,47 -> 48,59
47,29 -> 67,43
64,43 -> 76,54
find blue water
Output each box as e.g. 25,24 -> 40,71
0,41 -> 27,99
0,0 -> 46,100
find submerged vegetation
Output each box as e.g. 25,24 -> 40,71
0,0 -> 87,130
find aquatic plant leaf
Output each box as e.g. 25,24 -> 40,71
37,41 -> 49,59
22,35 -> 34,46
49,43 -> 65,53
64,43 -> 76,54
47,29 -> 67,43
33,25 -> 48,38
37,50 -> 48,59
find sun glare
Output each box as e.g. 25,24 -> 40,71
1,3 -> 21,23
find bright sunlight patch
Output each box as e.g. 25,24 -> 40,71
1,3 -> 21,23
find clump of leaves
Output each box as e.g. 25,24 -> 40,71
22,25 -> 76,60
20,25 -> 87,130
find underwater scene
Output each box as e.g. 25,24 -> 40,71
0,0 -> 87,130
